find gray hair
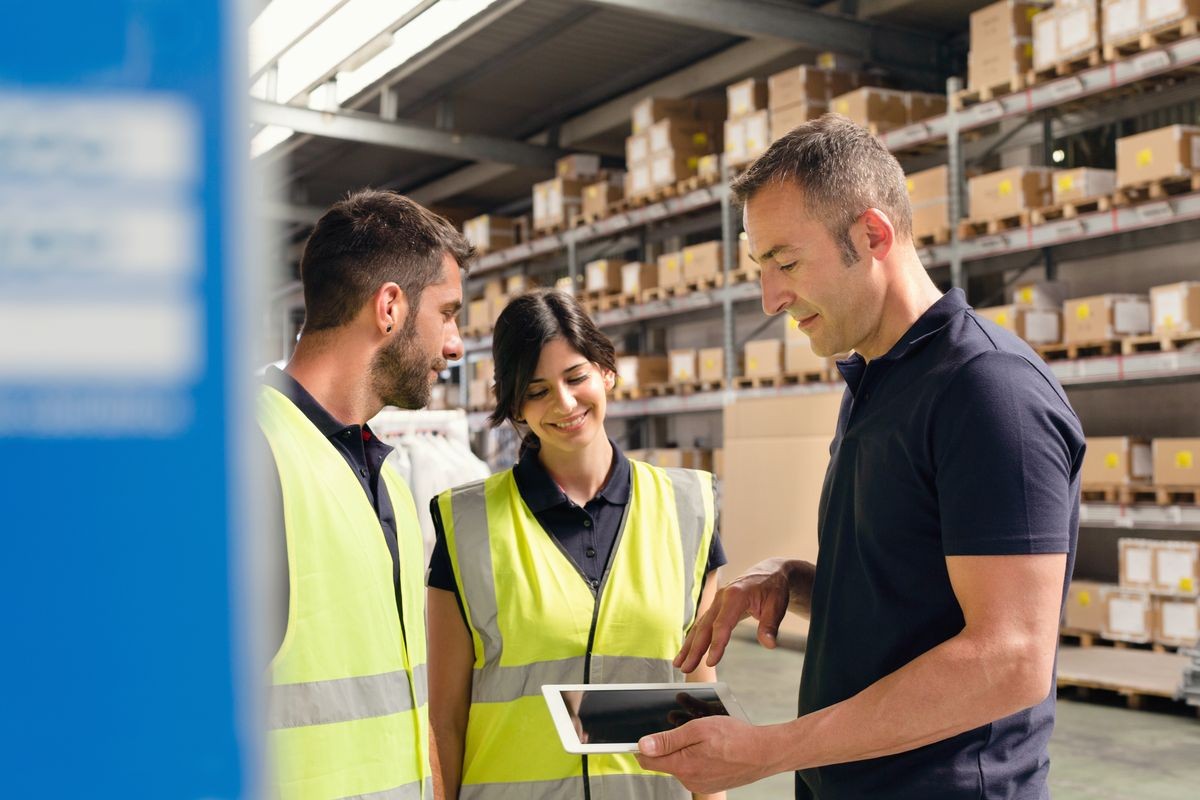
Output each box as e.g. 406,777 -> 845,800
730,113 -> 912,265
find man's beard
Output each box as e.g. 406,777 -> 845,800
370,319 -> 445,409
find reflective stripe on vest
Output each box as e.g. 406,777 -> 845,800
258,387 -> 431,800
439,461 -> 714,800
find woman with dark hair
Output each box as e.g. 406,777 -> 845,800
426,289 -> 726,800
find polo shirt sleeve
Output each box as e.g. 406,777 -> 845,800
706,475 -> 727,573
932,350 -> 1082,556
426,497 -> 459,592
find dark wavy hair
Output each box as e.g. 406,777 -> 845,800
488,289 -> 617,442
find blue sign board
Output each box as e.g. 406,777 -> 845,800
1,3 -> 247,796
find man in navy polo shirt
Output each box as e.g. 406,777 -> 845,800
636,114 -> 1085,799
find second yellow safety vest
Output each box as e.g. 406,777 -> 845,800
438,459 -> 715,800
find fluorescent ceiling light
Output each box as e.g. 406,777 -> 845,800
335,0 -> 503,105
250,125 -> 295,159
274,0 -> 423,102
249,0 -> 348,78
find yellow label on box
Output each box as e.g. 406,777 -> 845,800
1104,452 -> 1120,469
1178,450 -> 1195,469
558,163 -> 568,176
747,138 -> 760,150
1025,42 -> 1034,58
1164,314 -> 1176,329
999,179 -> 1013,196
748,358 -> 758,371
629,282 -> 639,293
1019,287 -> 1034,304
1027,7 -> 1040,20
687,156 -> 699,169
1078,590 -> 1092,607
835,100 -> 849,115
725,141 -> 735,154
586,186 -> 598,198
1137,147 -> 1153,167
1057,175 -> 1074,191
906,178 -> 915,194
1076,303 -> 1091,320
691,133 -> 708,147
684,252 -> 694,263
996,312 -> 1009,326
704,358 -> 715,369
1182,577 -> 1195,593
676,369 -> 687,380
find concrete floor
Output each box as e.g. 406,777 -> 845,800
716,632 -> 1200,799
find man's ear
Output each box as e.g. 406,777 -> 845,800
375,282 -> 408,334
859,208 -> 896,260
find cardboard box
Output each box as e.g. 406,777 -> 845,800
1053,167 -> 1116,205
1063,293 -> 1150,342
767,66 -> 857,109
697,154 -> 720,181
699,347 -> 725,382
1103,588 -> 1152,643
625,163 -> 652,199
468,378 -> 491,410
831,87 -> 908,134
626,132 -> 650,165
682,240 -> 722,283
744,339 -> 783,378
906,165 -> 949,241
724,110 -> 770,167
726,78 -> 769,119
1144,0 -> 1200,31
482,278 -> 505,300
621,261 -> 657,296
505,274 -> 532,295
785,335 -> 827,375
1083,436 -> 1152,486
1102,0 -> 1142,43
462,214 -> 515,254
722,391 -> 844,640
1063,580 -> 1111,632
555,153 -> 600,180
582,178 -> 622,221
1116,124 -> 1200,187
1150,281 -> 1200,335
969,40 -> 1035,92
657,251 -> 683,288
584,259 -> 622,294
615,355 -> 668,389
669,349 -> 697,383
473,357 -> 495,384
976,305 -> 1062,344
648,117 -> 718,156
1120,537 -> 1158,590
651,151 -> 700,188
970,0 -> 1043,45
1056,1 -> 1100,61
770,102 -> 825,142
1153,438 -> 1200,487
907,92 -> 947,124
1154,596 -> 1199,647
968,167 -> 1053,221
1032,10 -> 1058,71
532,177 -> 585,231
1153,540 -> 1199,596
1012,281 -> 1067,310
631,97 -> 695,134
466,298 -> 491,331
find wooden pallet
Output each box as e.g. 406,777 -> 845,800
598,292 -> 638,311
1121,331 -> 1200,355
725,267 -> 762,285
677,171 -> 722,194
1026,48 -> 1104,87
1029,195 -> 1111,225
1103,16 -> 1200,61
1056,645 -> 1194,712
1156,485 -> 1200,506
611,386 -> 646,401
732,372 -> 826,390
569,210 -> 607,228
1112,172 -> 1200,206
914,228 -> 952,248
1081,483 -> 1159,505
958,211 -> 1031,239
641,284 -> 691,303
952,73 -> 1027,110
1036,338 -> 1123,361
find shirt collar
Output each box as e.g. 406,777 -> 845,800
877,289 -> 968,363
264,365 -> 376,443
513,438 -> 631,512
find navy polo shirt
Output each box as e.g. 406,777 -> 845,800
427,441 -> 726,603
797,290 -> 1084,800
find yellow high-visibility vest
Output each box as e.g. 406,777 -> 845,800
438,460 -> 715,800
258,386 -> 431,800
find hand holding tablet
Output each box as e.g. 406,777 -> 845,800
542,682 -> 750,754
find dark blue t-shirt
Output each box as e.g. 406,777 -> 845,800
798,289 -> 1085,800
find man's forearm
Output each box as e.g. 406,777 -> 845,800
763,628 -> 1052,773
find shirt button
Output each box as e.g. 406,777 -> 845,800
586,547 -> 596,558
342,431 -> 351,438
582,519 -> 592,528
359,468 -> 367,477
590,579 -> 600,589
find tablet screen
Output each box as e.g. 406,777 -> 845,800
559,687 -> 731,745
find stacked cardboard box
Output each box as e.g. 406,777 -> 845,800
976,304 -> 1061,345
682,240 -> 722,284
668,349 -> 697,383
1154,438 -> 1200,488
467,357 -> 495,410
1062,293 -> 1150,342
1052,167 -> 1115,205
1115,538 -> 1200,646
906,92 -> 948,124
967,167 -> 1053,222
767,65 -> 860,142
743,339 -> 783,378
1032,1 -> 1100,75
532,177 -> 586,232
621,261 -> 657,297
1115,124 -> 1200,188
581,173 -> 624,221
1150,281 -> 1200,335
1103,0 -> 1200,49
462,214 -> 516,254
967,0 -> 1043,93
657,251 -> 683,291
698,347 -> 729,382
627,97 -> 724,199
615,355 -> 668,390
648,116 -> 718,190
1081,436 -> 1152,487
584,259 -> 622,294
783,316 -> 844,376
725,77 -> 771,168
1064,580 -> 1111,632
906,165 -> 950,243
1012,280 -> 1068,310
831,87 -> 909,134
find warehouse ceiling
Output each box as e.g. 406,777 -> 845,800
254,0 -> 969,246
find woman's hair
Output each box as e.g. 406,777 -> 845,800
488,289 -> 617,437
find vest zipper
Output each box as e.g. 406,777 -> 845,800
581,580 -> 602,800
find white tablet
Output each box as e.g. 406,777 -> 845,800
541,682 -> 749,754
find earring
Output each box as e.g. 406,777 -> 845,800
386,325 -> 392,333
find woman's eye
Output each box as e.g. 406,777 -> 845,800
568,374 -> 588,384
779,262 -> 797,272
526,390 -> 546,400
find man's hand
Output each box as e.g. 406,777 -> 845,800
636,716 -> 780,794
675,558 -> 814,672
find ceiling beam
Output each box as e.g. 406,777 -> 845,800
250,99 -> 569,168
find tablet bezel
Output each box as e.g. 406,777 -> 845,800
540,681 -> 749,754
